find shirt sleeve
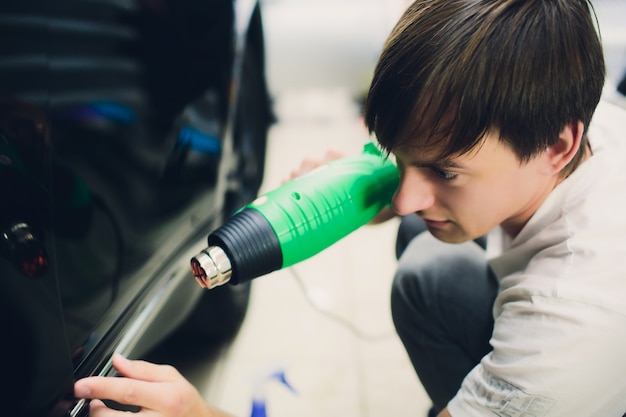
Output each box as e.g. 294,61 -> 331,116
447,293 -> 626,417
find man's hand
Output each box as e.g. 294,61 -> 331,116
438,407 -> 452,417
284,149 -> 345,182
285,148 -> 398,225
74,354 -> 234,417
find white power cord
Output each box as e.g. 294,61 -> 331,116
288,266 -> 395,342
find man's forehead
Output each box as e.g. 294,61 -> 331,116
391,138 -> 484,168
393,142 -> 459,164
393,109 -> 458,158
390,95 -> 491,165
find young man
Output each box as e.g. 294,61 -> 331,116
364,0 -> 626,416
75,1 -> 626,416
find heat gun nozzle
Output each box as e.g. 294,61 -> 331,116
192,208 -> 283,289
190,246 -> 232,289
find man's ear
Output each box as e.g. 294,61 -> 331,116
542,120 -> 585,175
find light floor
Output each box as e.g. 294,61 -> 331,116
206,89 -> 429,417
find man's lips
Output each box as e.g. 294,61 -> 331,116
422,218 -> 452,228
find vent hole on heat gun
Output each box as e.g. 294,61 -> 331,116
291,192 -> 301,200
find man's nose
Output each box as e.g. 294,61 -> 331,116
391,170 -> 435,216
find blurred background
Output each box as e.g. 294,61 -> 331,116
150,1 -> 626,417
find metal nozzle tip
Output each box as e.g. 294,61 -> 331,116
190,246 -> 232,289
190,258 -> 208,288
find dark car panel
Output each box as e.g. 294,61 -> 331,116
0,1 -> 272,415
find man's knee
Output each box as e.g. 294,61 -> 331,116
390,235 -> 489,329
390,236 -> 449,331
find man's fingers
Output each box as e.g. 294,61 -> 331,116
324,149 -> 344,161
75,374 -> 172,412
287,158 -> 319,181
110,354 -> 181,382
88,399 -> 116,417
285,150 -> 345,182
74,355 -> 196,414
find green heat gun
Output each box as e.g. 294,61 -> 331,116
190,142 -> 399,289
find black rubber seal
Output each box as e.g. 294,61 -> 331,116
208,208 -> 283,285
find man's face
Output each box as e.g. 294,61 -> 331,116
391,132 -> 555,243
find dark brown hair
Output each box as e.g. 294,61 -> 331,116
364,0 -> 605,174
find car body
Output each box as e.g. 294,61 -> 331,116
0,1 -> 272,416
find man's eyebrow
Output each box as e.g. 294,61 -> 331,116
411,159 -> 465,170
393,148 -> 469,170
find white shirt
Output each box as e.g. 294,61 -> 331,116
448,100 -> 626,417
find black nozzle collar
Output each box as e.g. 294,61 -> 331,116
208,208 -> 283,285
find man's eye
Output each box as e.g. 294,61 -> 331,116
432,167 -> 457,181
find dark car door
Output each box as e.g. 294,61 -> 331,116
0,0 -> 271,415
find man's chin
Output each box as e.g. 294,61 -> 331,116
427,227 -> 473,244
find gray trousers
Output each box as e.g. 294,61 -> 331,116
391,215 -> 498,412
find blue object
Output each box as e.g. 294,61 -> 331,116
53,101 -> 136,126
177,125 -> 221,155
250,400 -> 268,417
90,101 -> 136,124
250,368 -> 298,417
